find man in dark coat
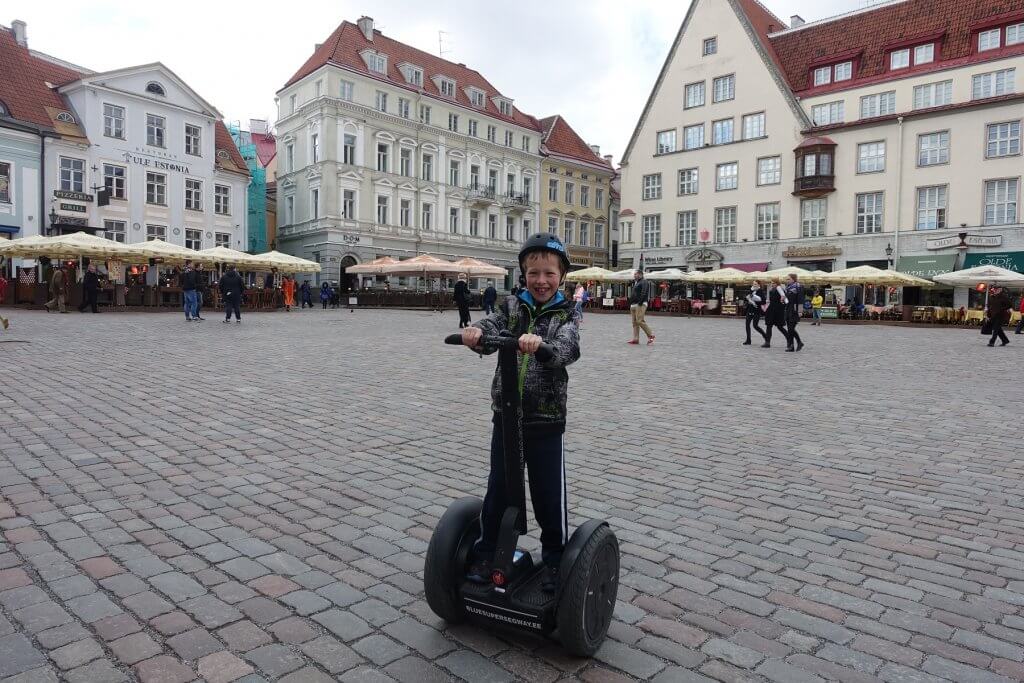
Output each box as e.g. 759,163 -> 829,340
987,285 -> 1011,346
181,261 -> 199,322
220,264 -> 245,323
44,263 -> 69,313
78,263 -> 100,313
482,283 -> 497,314
454,273 -> 471,328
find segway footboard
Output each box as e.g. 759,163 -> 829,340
557,521 -> 620,656
461,561 -> 557,634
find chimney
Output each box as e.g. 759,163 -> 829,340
12,19 -> 27,47
250,119 -> 268,135
357,16 -> 374,41
315,43 -> 322,51
604,154 -> 613,164
790,14 -> 805,28
590,144 -> 601,156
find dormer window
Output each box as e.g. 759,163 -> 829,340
499,101 -> 512,117
890,43 -> 935,70
813,67 -> 831,86
400,63 -> 423,86
439,78 -> 455,98
146,82 -> 166,96
914,44 -> 934,64
55,111 -> 75,123
361,50 -> 387,74
834,61 -> 853,81
1010,23 -> 1023,45
890,49 -> 910,70
976,21 -> 1024,51
811,60 -> 854,87
468,89 -> 486,108
979,28 -> 1001,51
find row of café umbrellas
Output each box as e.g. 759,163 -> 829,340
0,232 -> 320,273
566,264 -> 934,287
346,254 -> 507,277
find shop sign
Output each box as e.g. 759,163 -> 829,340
646,255 -> 675,265
685,247 -> 723,268
961,251 -> 1024,272
122,151 -> 191,174
782,244 -> 842,258
59,203 -> 87,213
53,190 -> 93,202
340,233 -> 360,245
55,216 -> 89,227
926,233 -> 1002,250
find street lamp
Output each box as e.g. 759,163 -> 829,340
48,209 -> 59,236
885,242 -> 893,266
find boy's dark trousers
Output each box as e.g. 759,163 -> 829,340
475,416 -> 567,568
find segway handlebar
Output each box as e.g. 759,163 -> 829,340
445,333 -> 555,363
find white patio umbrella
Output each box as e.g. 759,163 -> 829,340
198,246 -> 268,269
606,268 -> 639,282
254,250 -> 321,273
346,256 -> 399,275
565,267 -> 616,282
383,254 -> 463,276
451,256 -> 507,277
645,268 -> 690,281
127,239 -> 206,265
689,267 -> 755,284
933,265 -> 1024,288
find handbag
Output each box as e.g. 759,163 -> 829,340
981,318 -> 993,335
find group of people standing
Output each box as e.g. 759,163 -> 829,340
744,273 -> 807,351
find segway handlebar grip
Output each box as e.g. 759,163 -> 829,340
534,343 -> 555,363
444,334 -> 465,345
445,334 -> 555,362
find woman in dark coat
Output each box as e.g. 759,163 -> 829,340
743,280 -> 767,345
762,277 -> 790,349
987,285 -> 1011,347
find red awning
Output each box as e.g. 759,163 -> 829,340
724,262 -> 769,273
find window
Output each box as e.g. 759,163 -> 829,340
487,125 -> 496,143
657,130 -> 676,154
470,165 -> 480,187
422,203 -> 433,230
422,153 -> 433,181
703,37 -> 717,56
315,80 -> 322,98
684,124 -> 704,150
595,187 -> 603,208
185,178 -> 203,211
524,177 -> 533,201
857,141 -> 886,173
564,218 -> 575,245
913,80 -> 953,109
146,224 -> 166,241
918,131 -> 950,166
565,182 -> 575,204
209,185 -> 230,217
59,157 -> 85,193
678,168 -> 699,195
0,162 -> 9,203
801,199 -> 827,237
311,133 -> 320,163
506,216 -> 515,241
641,214 -> 660,248
103,104 -> 124,139
215,232 -> 230,248
419,105 -> 431,125
522,136 -> 530,152
1009,23 -> 1024,45
343,134 -> 356,165
757,156 -> 781,186
407,67 -> 422,86
742,112 -> 765,139
449,207 -> 460,233
399,199 -> 411,227
986,121 -> 1021,157
813,67 -> 831,86
834,61 -> 853,81
146,114 -> 165,147
756,203 -> 780,240
916,185 -> 947,230
861,91 -> 896,118
548,178 -> 558,202
398,98 -> 410,118
504,130 -> 514,147
580,186 -> 589,207
286,144 -> 294,172
289,94 -> 296,113
399,148 -> 412,176
594,222 -> 604,247
342,189 -> 355,219
811,101 -> 844,125
672,211 -> 694,246
685,82 -> 705,108
375,91 -> 387,113
376,195 -> 389,224
449,160 -> 460,186
340,80 -> 354,101
914,44 -> 934,64
642,174 -> 661,200
714,207 -> 736,243
185,229 -> 202,251
56,111 -> 75,123
469,211 -> 481,236
577,221 -> 587,246
488,214 -> 498,239
448,112 -> 459,132
370,53 -> 386,73
979,28 -> 1002,51
985,179 -> 1018,225
285,196 -> 294,225
499,100 -> 513,117
712,119 -> 734,145
856,192 -> 884,233
103,220 -> 126,243
185,124 -> 201,156
470,91 -> 485,108
146,172 -> 166,205
506,174 -> 515,197
713,74 -> 735,102
716,162 -> 738,191
890,48 -> 910,69
310,188 -> 319,219
468,120 -> 478,137
103,164 -> 126,200
440,79 -> 455,97
376,143 -> 389,172
547,216 -> 558,234
973,69 -> 1015,99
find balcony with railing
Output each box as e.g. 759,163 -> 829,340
467,184 -> 497,206
501,192 -> 531,212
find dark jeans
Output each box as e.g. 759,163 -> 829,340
302,294 -> 312,308
1015,317 -> 1024,334
484,302 -> 496,315
764,321 -> 789,346
745,313 -> 766,343
990,320 -> 1009,345
78,288 -> 98,313
475,417 -> 567,567
224,295 -> 241,320
457,303 -> 471,328
786,319 -> 802,348
196,291 -> 204,317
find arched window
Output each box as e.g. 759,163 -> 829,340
0,100 -> 7,116
146,82 -> 166,96
56,111 -> 75,123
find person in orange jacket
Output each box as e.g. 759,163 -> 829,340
282,275 -> 296,311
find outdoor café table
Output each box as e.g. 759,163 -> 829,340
159,287 -> 183,308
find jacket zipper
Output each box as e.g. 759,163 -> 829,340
517,303 -> 560,398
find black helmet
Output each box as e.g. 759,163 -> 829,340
518,232 -> 570,274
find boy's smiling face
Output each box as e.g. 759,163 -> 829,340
524,252 -> 564,305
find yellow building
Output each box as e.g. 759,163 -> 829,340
539,116 -> 614,269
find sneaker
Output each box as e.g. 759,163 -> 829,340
647,336 -> 655,345
541,565 -> 559,593
796,342 -> 804,352
988,342 -> 995,347
466,559 -> 491,585
223,319 -> 230,324
196,316 -> 205,321
235,319 -> 241,324
785,347 -> 795,352
627,339 -> 639,345
1001,340 -> 1009,346
742,340 -> 751,345
185,318 -> 193,322
760,343 -> 770,348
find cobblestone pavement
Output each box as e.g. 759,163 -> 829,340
1,308 -> 1022,682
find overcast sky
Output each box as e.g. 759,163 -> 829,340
9,0 -> 872,162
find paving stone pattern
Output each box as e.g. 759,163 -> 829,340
0,309 -> 1022,681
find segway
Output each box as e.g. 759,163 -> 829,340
424,332 -> 619,656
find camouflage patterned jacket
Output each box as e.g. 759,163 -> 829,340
473,290 -> 581,433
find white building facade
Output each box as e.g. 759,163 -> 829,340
275,16 -> 543,288
620,0 -> 1024,307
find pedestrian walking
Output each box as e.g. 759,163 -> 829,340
219,264 -> 244,323
320,282 -> 331,309
0,271 -> 10,330
811,289 -> 824,325
77,263 -> 100,313
762,277 -> 790,349
986,285 -> 1011,346
483,283 -> 497,314
282,275 -> 296,311
194,263 -> 207,320
573,283 -> 585,319
785,273 -> 804,352
44,262 -> 69,313
300,279 -> 313,309
454,272 -> 472,328
627,270 -> 654,345
743,280 -> 767,345
181,261 -> 200,322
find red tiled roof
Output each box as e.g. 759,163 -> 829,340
735,0 -> 789,74
0,26 -> 83,130
283,21 -> 541,131
215,121 -> 250,176
251,131 -> 277,167
796,135 -> 836,147
540,116 -> 613,171
765,0 -> 1024,94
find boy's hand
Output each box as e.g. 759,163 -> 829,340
462,327 -> 482,348
518,333 -> 543,354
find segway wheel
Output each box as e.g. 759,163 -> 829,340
557,524 -> 619,657
423,496 -> 482,623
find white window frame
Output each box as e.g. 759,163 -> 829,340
548,178 -> 558,202
834,61 -> 853,81
986,121 -> 1021,158
398,98 -> 410,119
399,198 -> 411,227
856,192 -> 884,233
146,224 -> 166,241
860,91 -> 896,119
678,168 -> 699,195
488,213 -> 498,239
340,80 -> 354,101
419,105 -> 431,125
742,112 -> 765,140
449,160 -> 460,187
310,187 -> 319,219
579,221 -> 589,247
421,153 -> 433,181
311,133 -> 320,163
913,80 -> 953,109
641,214 -> 660,249
448,112 -> 459,132
684,82 -> 705,108
812,101 -> 844,125
185,124 -> 201,156
712,118 -> 734,145
146,114 -> 165,148
757,156 -> 781,186
376,143 -> 389,173
449,207 -> 460,234
642,174 -> 661,200
714,206 -> 737,243
916,185 -> 947,230
684,124 -> 705,150
565,181 -> 575,204
103,103 -> 124,139
755,202 -> 780,240
580,185 -> 589,208
594,222 -> 604,248
215,232 -> 230,248
215,184 -> 231,216
468,120 -> 478,137
563,218 -> 574,245
341,189 -> 355,219
375,91 -> 387,113
979,28 -> 1002,52
146,171 -> 166,205
857,141 -> 886,173
343,134 -> 356,165
813,66 -> 831,86
801,199 -> 827,237
185,228 -> 202,251
972,69 -> 1015,99
376,195 -> 390,225
918,131 -> 950,166
1008,23 -> 1024,46
890,48 -> 910,70
103,163 -> 126,200
677,210 -> 697,246
914,43 -> 934,64
103,219 -> 126,243
60,156 -> 85,193
440,79 -> 455,98
703,37 -> 717,56
184,178 -> 203,212
656,130 -> 676,154
715,162 -> 738,191
594,186 -> 602,208
985,178 -> 1019,226
712,74 -> 735,103
422,202 -> 433,230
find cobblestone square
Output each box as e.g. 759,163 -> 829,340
0,309 -> 1022,682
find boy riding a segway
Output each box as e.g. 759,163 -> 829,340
459,233 -> 580,593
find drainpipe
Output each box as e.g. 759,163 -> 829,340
893,116 -> 904,269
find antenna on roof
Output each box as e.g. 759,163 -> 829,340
438,30 -> 451,58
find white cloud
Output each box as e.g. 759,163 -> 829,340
8,0 -> 865,162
